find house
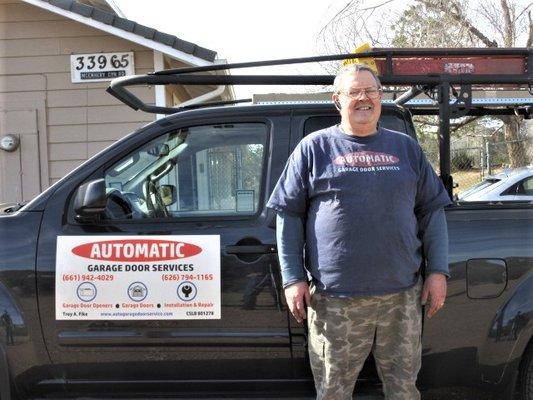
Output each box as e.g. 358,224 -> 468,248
0,0 -> 233,204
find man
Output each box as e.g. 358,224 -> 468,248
267,64 -> 451,400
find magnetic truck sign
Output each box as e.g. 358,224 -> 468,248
56,235 -> 221,320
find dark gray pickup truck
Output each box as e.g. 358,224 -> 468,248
0,49 -> 531,400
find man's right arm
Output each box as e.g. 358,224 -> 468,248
276,211 -> 306,287
276,211 -> 310,323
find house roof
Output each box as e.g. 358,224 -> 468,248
24,0 -> 217,63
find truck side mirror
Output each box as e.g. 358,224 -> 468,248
73,179 -> 107,219
160,184 -> 177,206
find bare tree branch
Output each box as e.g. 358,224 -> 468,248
317,0 -> 404,54
450,116 -> 482,132
319,0 -> 354,38
363,6 -> 382,45
417,0 -> 499,47
477,2 -> 505,42
412,118 -> 438,128
360,0 -> 396,11
514,1 -> 533,21
526,11 -> 533,47
413,116 -> 481,132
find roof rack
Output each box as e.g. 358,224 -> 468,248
107,47 -> 531,114
251,91 -> 533,115
106,47 -> 532,197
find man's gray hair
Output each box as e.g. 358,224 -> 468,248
333,64 -> 382,93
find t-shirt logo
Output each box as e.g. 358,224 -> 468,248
333,151 -> 400,167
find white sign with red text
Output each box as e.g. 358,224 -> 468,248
56,235 -> 220,320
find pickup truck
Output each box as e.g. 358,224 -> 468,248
0,49 -> 532,400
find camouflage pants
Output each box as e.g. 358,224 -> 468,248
308,280 -> 422,400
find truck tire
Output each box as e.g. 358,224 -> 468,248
519,344 -> 533,400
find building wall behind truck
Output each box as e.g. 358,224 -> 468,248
0,0 -> 155,203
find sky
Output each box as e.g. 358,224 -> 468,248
112,0 -> 351,98
111,0 -> 533,99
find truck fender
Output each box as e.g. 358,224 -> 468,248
0,344 -> 11,400
479,272 -> 533,385
0,281 -> 30,400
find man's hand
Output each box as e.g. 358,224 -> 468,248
284,281 -> 311,323
421,273 -> 447,319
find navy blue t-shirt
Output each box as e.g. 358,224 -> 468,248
267,125 -> 451,295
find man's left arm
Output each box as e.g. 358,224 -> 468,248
419,208 -> 449,319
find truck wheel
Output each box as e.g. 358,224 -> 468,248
518,344 -> 533,400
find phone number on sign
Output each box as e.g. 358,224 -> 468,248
161,274 -> 214,282
62,274 -> 114,282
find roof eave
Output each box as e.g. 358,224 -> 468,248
21,0 -> 215,67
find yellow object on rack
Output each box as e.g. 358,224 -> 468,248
342,43 -> 379,73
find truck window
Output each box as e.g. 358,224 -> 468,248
103,123 -> 268,219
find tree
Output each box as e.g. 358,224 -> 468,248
318,0 -> 532,168
319,0 -> 532,53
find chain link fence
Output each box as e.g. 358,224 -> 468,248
423,137 -> 532,197
206,144 -> 264,211
208,147 -> 237,210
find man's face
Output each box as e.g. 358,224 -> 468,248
333,71 -> 382,133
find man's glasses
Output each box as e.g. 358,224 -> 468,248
338,87 -> 382,99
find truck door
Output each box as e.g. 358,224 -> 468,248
36,115 -> 294,396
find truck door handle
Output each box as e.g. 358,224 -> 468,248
225,244 -> 277,254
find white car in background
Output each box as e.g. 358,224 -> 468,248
457,166 -> 533,202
